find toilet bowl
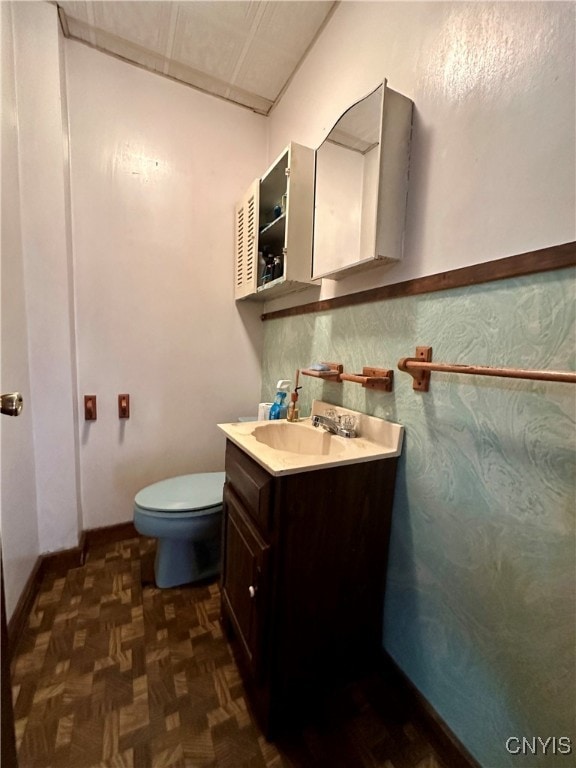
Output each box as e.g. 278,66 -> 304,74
133,472 -> 225,588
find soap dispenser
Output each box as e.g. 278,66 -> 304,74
269,379 -> 291,420
287,369 -> 301,422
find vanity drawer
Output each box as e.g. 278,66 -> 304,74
225,441 -> 272,531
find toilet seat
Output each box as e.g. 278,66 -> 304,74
133,472 -> 225,588
134,472 -> 225,515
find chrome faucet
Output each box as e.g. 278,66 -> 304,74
311,413 -> 357,438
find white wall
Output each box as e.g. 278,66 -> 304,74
266,0 -> 575,310
66,41 -> 267,530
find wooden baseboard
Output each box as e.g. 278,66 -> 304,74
41,545 -> 84,578
83,521 -> 137,550
381,651 -> 481,768
1,549 -> 18,767
6,556 -> 45,660
7,520 -> 138,658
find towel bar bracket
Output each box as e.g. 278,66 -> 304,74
340,367 -> 394,392
398,346 -> 433,391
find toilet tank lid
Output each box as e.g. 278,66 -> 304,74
135,472 -> 225,512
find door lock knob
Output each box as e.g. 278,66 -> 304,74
1,392 -> 23,417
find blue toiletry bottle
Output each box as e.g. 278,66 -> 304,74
269,379 -> 291,420
269,392 -> 286,420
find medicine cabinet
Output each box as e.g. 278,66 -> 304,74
234,142 -> 315,300
312,80 -> 413,280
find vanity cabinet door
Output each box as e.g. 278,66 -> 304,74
221,484 -> 270,678
225,441 -> 271,532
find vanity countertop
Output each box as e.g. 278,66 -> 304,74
218,401 -> 403,477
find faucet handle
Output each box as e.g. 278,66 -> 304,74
340,413 -> 357,432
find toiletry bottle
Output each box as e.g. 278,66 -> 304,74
269,380 -> 291,420
260,246 -> 274,284
287,386 -> 301,422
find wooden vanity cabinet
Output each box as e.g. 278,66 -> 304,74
220,440 -> 399,738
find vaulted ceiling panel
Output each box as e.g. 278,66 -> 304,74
93,1 -> 173,53
57,1 -> 337,114
171,2 -> 251,82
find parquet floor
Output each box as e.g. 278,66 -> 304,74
11,535 -> 449,768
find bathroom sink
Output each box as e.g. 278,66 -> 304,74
252,422 -> 346,456
218,400 -> 404,477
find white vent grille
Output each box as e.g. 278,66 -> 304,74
234,178 -> 260,299
236,205 -> 244,288
246,193 -> 256,284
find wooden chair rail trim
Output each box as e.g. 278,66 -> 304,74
261,241 -> 576,322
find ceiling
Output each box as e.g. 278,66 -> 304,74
56,1 -> 338,115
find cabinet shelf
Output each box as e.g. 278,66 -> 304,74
259,213 -> 285,237
257,274 -> 285,292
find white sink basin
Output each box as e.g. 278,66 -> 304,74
218,400 -> 404,477
252,422 -> 346,456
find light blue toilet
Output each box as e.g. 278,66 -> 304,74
133,472 -> 225,588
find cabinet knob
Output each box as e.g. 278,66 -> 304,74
248,585 -> 256,599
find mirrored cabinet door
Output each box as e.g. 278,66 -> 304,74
313,80 -> 413,280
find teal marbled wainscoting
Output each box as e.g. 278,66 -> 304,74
261,267 -> 575,768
